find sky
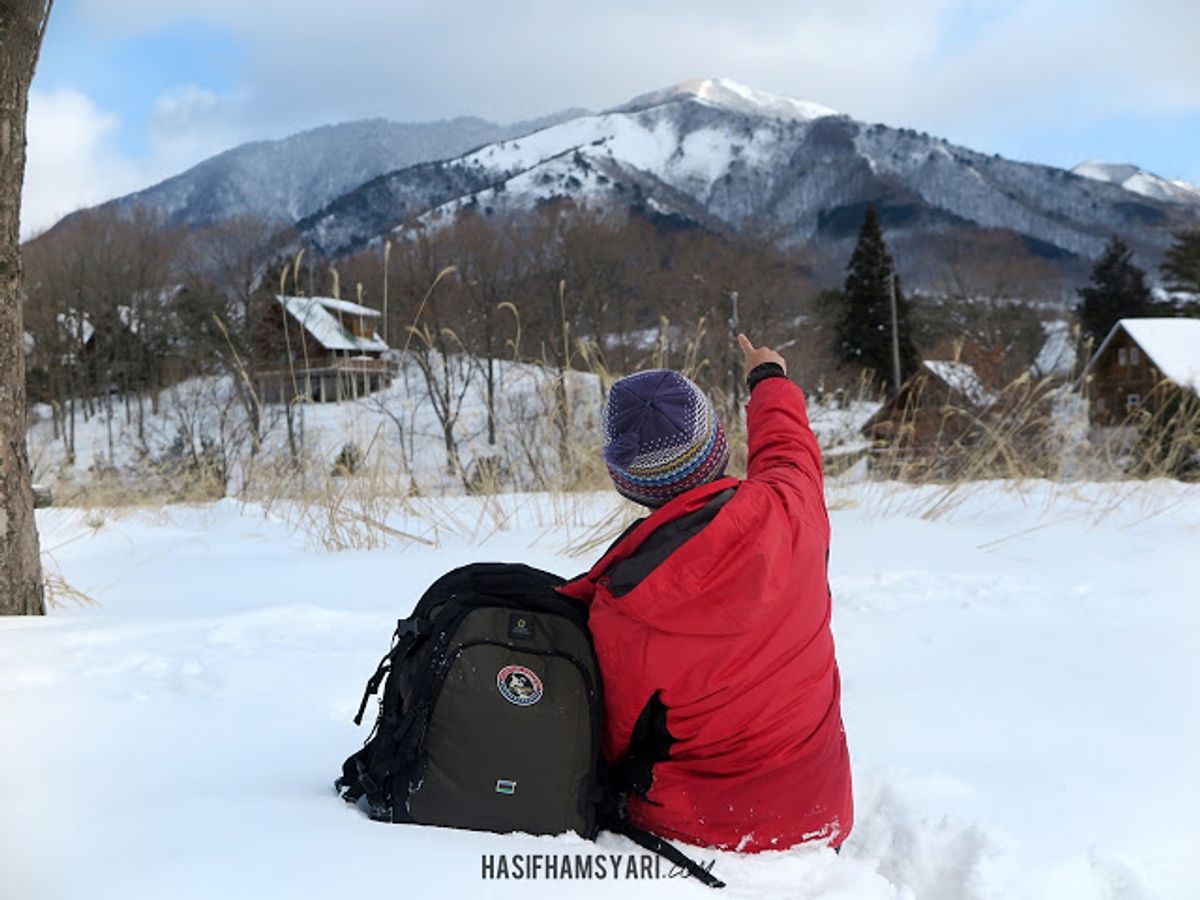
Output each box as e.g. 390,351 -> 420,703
21,0 -> 1200,237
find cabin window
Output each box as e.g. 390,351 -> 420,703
1117,348 -> 1128,366
1129,347 -> 1140,366
1126,393 -> 1141,410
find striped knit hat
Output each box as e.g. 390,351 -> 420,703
602,369 -> 729,508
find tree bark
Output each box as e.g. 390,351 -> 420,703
0,0 -> 52,616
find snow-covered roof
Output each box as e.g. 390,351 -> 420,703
921,360 -> 994,407
277,295 -> 388,353
116,304 -> 144,335
130,284 -> 187,307
1152,286 -> 1199,305
56,310 -> 95,346
1086,317 -> 1200,393
308,295 -> 381,318
1033,320 -> 1077,378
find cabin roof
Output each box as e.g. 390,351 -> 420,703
1082,317 -> 1200,392
56,309 -> 95,345
276,295 -> 388,353
920,360 -> 994,407
861,359 -> 993,435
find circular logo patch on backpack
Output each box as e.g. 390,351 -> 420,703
497,665 -> 543,706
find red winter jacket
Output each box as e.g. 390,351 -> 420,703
559,375 -> 852,852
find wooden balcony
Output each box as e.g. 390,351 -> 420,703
253,357 -> 395,404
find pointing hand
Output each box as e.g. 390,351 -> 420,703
737,334 -> 786,376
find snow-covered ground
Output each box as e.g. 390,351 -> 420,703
2,480 -> 1196,900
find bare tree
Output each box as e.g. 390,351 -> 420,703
176,213 -> 294,453
1,0 -> 52,616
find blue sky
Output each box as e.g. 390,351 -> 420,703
22,0 -> 1200,235
34,1 -> 242,160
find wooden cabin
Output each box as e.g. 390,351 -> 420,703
254,295 -> 392,403
53,307 -> 146,382
861,360 -> 995,450
1078,318 -> 1200,426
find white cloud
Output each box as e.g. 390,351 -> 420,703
147,84 -> 249,169
22,88 -> 133,238
22,85 -> 249,238
25,0 -> 1200,229
72,0 -> 1196,128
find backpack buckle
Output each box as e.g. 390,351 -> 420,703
395,618 -> 427,639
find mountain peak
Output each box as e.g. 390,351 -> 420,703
617,77 -> 837,122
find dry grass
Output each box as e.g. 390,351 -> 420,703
40,549 -> 99,609
842,368 -> 1200,522
30,260 -> 1200,553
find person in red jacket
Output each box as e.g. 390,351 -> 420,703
558,334 -> 853,852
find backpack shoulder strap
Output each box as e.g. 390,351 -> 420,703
609,816 -> 725,889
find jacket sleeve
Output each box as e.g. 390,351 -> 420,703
745,373 -> 828,532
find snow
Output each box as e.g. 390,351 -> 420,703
922,360 -> 994,407
26,356 -> 606,495
56,308 -> 95,346
408,84 -> 798,226
278,294 -> 388,354
622,78 -> 837,123
1072,161 -> 1200,206
306,295 -> 382,318
1033,320 -> 1078,379
3,481 -> 1198,899
1091,318 -> 1200,393
1152,287 -> 1200,307
470,112 -> 669,177
302,80 -> 1185,262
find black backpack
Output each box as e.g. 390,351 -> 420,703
336,562 -> 724,888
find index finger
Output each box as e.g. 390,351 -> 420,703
737,333 -> 754,354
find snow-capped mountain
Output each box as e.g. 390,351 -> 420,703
1071,161 -> 1200,206
49,111 -> 584,233
57,78 -> 1199,274
298,79 -> 1199,264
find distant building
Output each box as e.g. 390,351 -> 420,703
52,302 -> 162,381
1077,318 -> 1200,426
55,309 -> 96,364
254,295 -> 392,403
1031,320 -> 1079,380
860,360 -> 995,449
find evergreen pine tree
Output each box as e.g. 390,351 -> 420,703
835,205 -> 918,390
1076,235 -> 1153,344
1162,228 -> 1200,310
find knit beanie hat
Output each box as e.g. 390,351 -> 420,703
602,369 -> 729,508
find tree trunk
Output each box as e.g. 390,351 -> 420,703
0,0 -> 52,616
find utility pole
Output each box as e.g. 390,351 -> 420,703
729,290 -> 741,412
888,274 -> 901,390
382,239 -> 391,345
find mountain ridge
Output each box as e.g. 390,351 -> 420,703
48,79 -> 1200,280
294,83 -> 1199,274
43,108 -> 588,236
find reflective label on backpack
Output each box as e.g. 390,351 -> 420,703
497,665 -> 543,706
